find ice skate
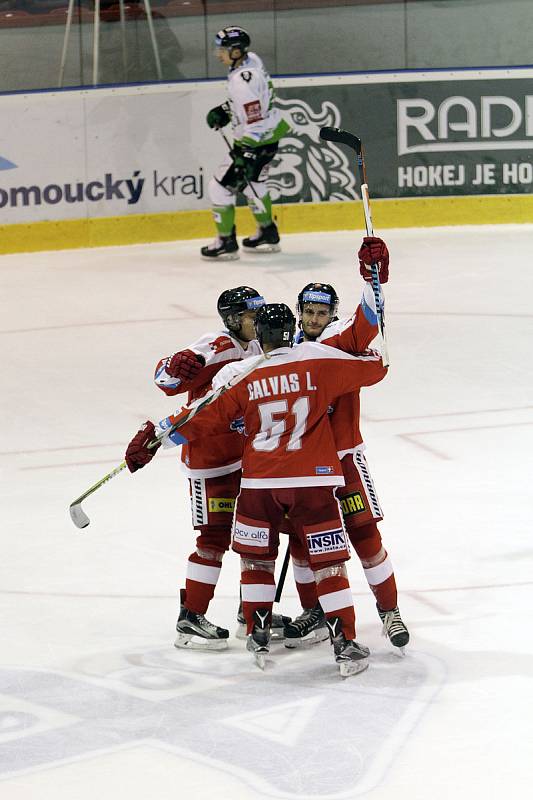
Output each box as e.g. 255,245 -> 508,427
378,604 -> 410,653
201,227 -> 239,261
284,603 -> 329,648
174,594 -> 229,651
326,616 -> 370,678
246,608 -> 271,670
242,222 -> 281,253
236,599 -> 291,642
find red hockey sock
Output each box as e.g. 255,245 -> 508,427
184,551 -> 223,614
315,572 -> 356,640
348,523 -> 398,612
289,535 -> 319,609
240,565 -> 276,634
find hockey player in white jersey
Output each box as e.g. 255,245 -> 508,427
201,26 -> 289,260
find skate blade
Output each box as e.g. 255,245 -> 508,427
339,659 -> 369,678
235,623 -> 247,641
270,627 -> 286,643
253,652 -> 267,670
284,629 -> 329,649
392,645 -> 407,658
200,252 -> 240,262
242,244 -> 281,254
174,633 -> 228,652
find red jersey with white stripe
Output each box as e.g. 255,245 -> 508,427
154,330 -> 262,476
315,282 -> 380,455
162,343 -> 387,489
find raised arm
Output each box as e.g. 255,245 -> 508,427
322,237 -> 389,354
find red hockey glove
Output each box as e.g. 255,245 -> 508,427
125,421 -> 161,473
166,350 -> 205,381
358,236 -> 389,284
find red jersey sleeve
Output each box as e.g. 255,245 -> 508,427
165,386 -> 244,443
320,284 -> 379,355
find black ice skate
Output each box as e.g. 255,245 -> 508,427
284,603 -> 329,648
377,604 -> 410,652
245,608 -> 271,670
200,226 -> 239,261
174,591 -> 229,651
236,599 -> 291,642
326,616 -> 370,678
242,222 -> 281,253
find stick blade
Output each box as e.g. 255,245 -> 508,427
69,501 -> 90,529
319,126 -> 361,153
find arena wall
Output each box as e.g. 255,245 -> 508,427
1,67 -> 532,254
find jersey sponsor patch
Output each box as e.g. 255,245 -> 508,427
339,491 -> 366,517
209,335 -> 235,354
232,515 -> 270,555
208,497 -> 235,513
315,466 -> 335,475
191,478 -> 207,526
305,520 -> 349,565
354,450 -> 383,518
244,100 -> 262,123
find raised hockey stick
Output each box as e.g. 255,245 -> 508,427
218,129 -> 267,215
319,126 -> 390,366
69,354 -> 268,530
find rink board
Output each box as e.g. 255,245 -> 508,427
1,66 -> 533,252
1,193 -> 533,253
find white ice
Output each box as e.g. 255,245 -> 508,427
1,226 -> 532,799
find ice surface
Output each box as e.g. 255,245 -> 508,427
1,226 -> 532,798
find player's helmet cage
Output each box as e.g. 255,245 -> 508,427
215,26 -> 251,53
217,286 -> 265,333
255,303 -> 296,348
297,282 -> 339,320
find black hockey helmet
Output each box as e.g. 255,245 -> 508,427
296,282 -> 339,318
217,286 -> 265,333
215,26 -> 251,53
254,303 -> 296,348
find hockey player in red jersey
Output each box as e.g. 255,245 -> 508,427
126,304 -> 388,676
283,236 -> 410,652
151,286 -> 288,650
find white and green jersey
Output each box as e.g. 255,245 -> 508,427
226,52 -> 290,148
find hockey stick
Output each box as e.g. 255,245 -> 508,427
69,354 -> 268,530
319,126 -> 390,366
218,129 -> 267,215
274,541 -> 290,604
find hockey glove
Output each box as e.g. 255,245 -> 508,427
231,148 -> 258,183
358,236 -> 389,284
206,104 -> 231,130
125,421 -> 161,473
166,349 -> 205,381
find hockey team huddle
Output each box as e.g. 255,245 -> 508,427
125,250 -> 409,678
124,25 -> 409,678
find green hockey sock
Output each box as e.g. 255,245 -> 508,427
249,193 -> 273,227
213,205 -> 235,237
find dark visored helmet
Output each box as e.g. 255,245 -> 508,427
217,286 -> 265,333
255,303 -> 296,348
296,282 -> 339,318
215,26 -> 251,52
